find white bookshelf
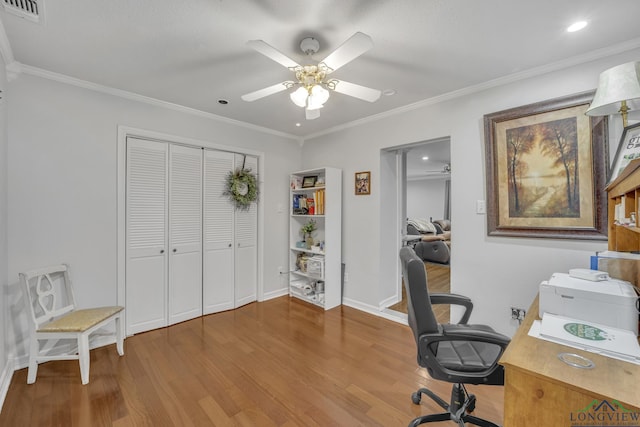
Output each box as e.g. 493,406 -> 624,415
289,167 -> 342,309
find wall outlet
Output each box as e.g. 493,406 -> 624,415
510,307 -> 526,321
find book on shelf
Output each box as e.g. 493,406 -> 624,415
290,176 -> 302,190
314,189 -> 325,215
292,191 -> 325,215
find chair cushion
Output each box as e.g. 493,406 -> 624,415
38,306 -> 123,333
408,218 -> 437,234
434,340 -> 502,372
433,219 -> 451,231
421,234 -> 445,242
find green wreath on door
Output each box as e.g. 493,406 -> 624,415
224,161 -> 259,211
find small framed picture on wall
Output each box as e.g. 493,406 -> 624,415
355,171 -> 371,195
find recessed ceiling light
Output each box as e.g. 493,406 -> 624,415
295,123 -> 301,127
382,89 -> 396,96
422,156 -> 429,160
567,21 -> 587,32
218,99 -> 229,105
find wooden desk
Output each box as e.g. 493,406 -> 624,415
500,296 -> 640,426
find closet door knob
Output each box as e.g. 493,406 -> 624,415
160,249 -> 165,254
173,248 -> 177,253
228,243 -> 232,248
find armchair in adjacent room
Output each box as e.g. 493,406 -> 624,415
399,247 -> 510,427
406,220 -> 450,265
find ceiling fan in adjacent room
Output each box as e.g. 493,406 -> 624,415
241,32 -> 381,120
424,164 -> 451,176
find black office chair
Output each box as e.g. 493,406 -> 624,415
399,246 -> 510,427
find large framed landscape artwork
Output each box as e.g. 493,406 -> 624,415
484,91 -> 608,240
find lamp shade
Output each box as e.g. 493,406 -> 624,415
586,61 -> 640,117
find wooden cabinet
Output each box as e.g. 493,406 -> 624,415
289,167 -> 342,309
606,158 -> 640,251
501,297 -> 640,426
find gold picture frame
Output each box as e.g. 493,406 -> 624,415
483,91 -> 608,240
355,171 -> 371,195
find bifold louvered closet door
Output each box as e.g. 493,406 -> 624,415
202,151 -> 257,314
126,138 -> 169,334
168,144 -> 203,325
233,155 -> 258,307
202,150 -> 234,314
126,138 -> 257,335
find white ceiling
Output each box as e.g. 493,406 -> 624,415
1,0 -> 640,139
405,139 -> 450,181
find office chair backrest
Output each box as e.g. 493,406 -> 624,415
400,246 -> 439,344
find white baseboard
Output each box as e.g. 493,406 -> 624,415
262,287 -> 289,301
379,294 -> 399,308
342,297 -> 408,325
0,355 -> 14,414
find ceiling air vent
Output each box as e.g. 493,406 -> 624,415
2,0 -> 41,23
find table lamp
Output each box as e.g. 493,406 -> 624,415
586,61 -> 640,128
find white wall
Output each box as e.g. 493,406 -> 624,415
6,73 -> 301,362
0,49 -> 8,404
302,49 -> 640,336
406,177 -> 447,221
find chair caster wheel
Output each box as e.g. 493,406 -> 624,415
466,394 -> 476,413
411,392 -> 421,405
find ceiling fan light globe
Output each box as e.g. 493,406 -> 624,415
290,87 -> 308,108
309,85 -> 330,106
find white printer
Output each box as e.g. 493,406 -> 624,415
539,270 -> 639,335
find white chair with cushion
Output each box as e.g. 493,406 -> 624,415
19,264 -> 124,385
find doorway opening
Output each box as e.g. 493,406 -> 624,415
382,137 -> 451,321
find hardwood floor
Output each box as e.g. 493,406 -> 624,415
1,297 -> 503,426
388,262 -> 451,323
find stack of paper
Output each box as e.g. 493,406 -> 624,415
538,313 -> 640,363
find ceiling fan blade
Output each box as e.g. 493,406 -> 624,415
305,108 -> 321,120
331,80 -> 381,102
247,40 -> 300,69
321,32 -> 373,72
241,82 -> 291,102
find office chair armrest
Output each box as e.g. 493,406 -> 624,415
440,324 -> 511,349
430,293 -> 473,324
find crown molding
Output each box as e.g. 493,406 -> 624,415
13,62 -> 301,142
303,38 -> 640,141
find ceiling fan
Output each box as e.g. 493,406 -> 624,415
424,164 -> 451,175
241,32 -> 382,120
